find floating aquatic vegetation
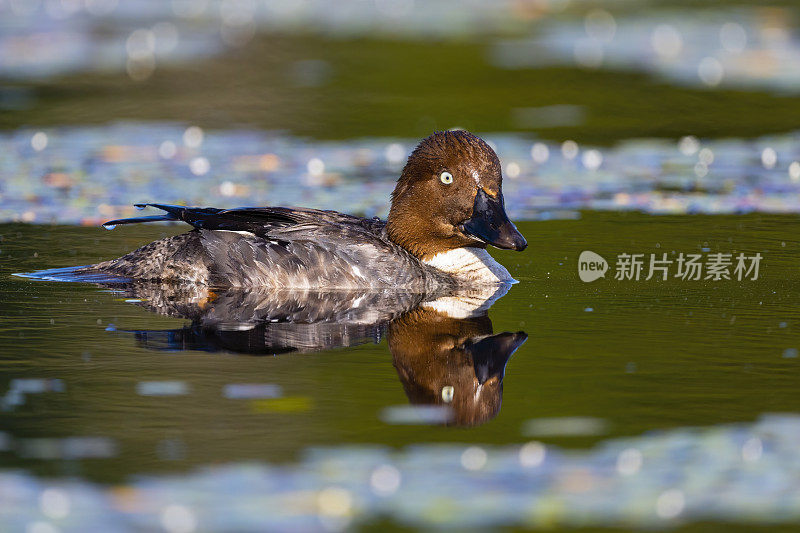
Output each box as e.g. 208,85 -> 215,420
4,0 -> 798,96
379,405 -> 455,425
0,378 -> 64,411
491,8 -> 800,93
222,383 -> 282,400
3,414 -> 800,529
3,123 -> 800,225
0,0 -> 641,81
521,416 -> 609,437
8,378 -> 64,394
136,381 -> 189,396
0,1 -> 220,81
17,436 -> 117,460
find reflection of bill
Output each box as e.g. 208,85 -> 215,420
578,250 -> 608,282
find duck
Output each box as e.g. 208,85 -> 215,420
81,129 -> 527,289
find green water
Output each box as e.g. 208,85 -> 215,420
2,213 -> 798,484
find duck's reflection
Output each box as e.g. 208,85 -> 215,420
113,282 -> 527,426
388,307 -> 526,426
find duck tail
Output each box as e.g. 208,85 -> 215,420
102,204 -> 223,230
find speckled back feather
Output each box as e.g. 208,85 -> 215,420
88,205 -> 452,290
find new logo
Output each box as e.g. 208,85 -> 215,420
578,250 -> 608,282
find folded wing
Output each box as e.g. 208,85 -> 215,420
102,203 -> 356,236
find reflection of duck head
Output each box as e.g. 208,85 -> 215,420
388,307 -> 527,427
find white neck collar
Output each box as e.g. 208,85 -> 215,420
423,247 -> 517,284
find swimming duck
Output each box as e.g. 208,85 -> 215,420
84,130 -> 527,289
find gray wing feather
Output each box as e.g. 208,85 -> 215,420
200,225 -> 431,289
91,206 -> 448,289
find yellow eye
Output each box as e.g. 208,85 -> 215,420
441,385 -> 454,403
440,171 -> 453,185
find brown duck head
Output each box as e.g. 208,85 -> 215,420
386,130 -> 527,260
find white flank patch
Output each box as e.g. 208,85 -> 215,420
423,247 -> 516,284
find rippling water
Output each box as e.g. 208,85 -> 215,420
3,212 -> 800,529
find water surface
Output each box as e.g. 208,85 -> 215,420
2,214 -> 800,528
2,212 -> 798,469
3,213 -> 800,529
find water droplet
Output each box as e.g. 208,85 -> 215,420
616,447 -> 643,476
103,224 -> 116,230
720,22 -> 747,54
698,56 -> 724,87
31,131 -> 48,152
461,446 -> 488,471
678,135 -> 699,156
505,161 -> 521,178
698,147 -> 714,165
584,9 -> 616,43
761,147 -> 777,169
307,157 -> 325,176
370,464 -> 401,496
183,126 -> 203,148
384,143 -> 405,164
189,157 -> 210,176
582,149 -> 603,170
531,142 -> 549,163
789,161 -> 800,182
561,140 -> 579,160
519,441 -> 546,467
158,140 -> 177,159
652,24 -> 682,59
656,489 -> 685,519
